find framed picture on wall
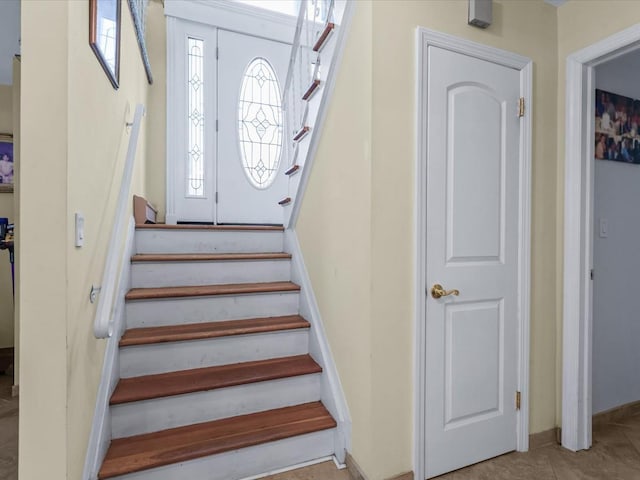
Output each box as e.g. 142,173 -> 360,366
89,0 -> 121,89
0,134 -> 13,193
595,89 -> 640,164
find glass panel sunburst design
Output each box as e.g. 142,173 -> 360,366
187,37 -> 205,197
238,57 -> 283,189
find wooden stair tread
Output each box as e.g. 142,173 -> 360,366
110,355 -> 322,405
131,252 -> 291,262
120,315 -> 310,347
136,224 -> 284,231
98,402 -> 335,479
126,281 -> 301,300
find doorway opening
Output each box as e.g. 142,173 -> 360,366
562,24 -> 640,452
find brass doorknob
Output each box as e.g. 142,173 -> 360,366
431,284 -> 460,299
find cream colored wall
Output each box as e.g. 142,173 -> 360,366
145,0 -> 166,221
0,84 -> 13,349
0,85 -> 11,130
555,0 -> 640,426
20,1 -> 155,478
298,1 -> 559,478
65,0 -> 155,477
20,2 -> 69,478
297,0 -> 374,470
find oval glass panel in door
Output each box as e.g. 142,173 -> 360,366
238,57 -> 283,189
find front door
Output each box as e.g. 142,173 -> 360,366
170,25 -> 289,225
423,45 -> 522,478
217,30 -> 290,225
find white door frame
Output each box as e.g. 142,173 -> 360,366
562,24 -> 640,452
414,28 -> 533,480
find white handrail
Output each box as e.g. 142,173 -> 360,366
94,103 -> 145,339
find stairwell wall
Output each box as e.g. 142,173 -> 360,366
145,0 -> 167,222
298,1 -> 559,478
297,0 -> 374,472
20,2 -> 70,478
20,1 -> 159,479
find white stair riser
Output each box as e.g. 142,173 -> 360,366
131,259 -> 291,288
119,330 -> 310,377
111,374 -> 321,438
135,230 -> 284,254
126,292 -> 300,328
108,429 -> 335,480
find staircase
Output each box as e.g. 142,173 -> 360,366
97,224 -> 338,480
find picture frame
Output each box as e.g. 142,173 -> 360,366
89,0 -> 121,90
0,134 -> 14,194
595,88 -> 640,164
128,0 -> 153,84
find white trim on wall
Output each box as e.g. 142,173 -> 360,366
414,27 -> 532,480
165,15 -> 178,225
562,23 -> 640,452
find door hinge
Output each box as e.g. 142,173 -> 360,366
516,391 -> 522,410
216,119 -> 219,132
518,97 -> 525,118
216,47 -> 219,60
215,192 -> 218,203
590,269 -> 594,280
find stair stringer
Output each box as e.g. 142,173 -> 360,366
82,217 -> 136,480
284,229 -> 351,464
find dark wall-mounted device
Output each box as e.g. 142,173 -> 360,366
468,0 -> 492,29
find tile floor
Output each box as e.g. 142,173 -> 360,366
2,379 -> 640,480
265,410 -> 640,480
0,374 -> 17,480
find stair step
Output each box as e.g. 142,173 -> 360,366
131,252 -> 291,262
136,224 -> 284,231
98,402 -> 336,479
120,315 -> 309,347
135,228 -> 284,255
125,290 -> 300,329
126,281 -> 300,301
130,254 -> 292,288
111,355 -> 321,405
111,373 -> 321,438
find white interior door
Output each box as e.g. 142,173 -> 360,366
424,46 -> 522,478
217,30 -> 290,225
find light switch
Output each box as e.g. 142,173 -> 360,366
599,218 -> 608,238
75,213 -> 85,247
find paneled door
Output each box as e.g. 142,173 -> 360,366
423,45 -> 523,478
217,30 -> 290,225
